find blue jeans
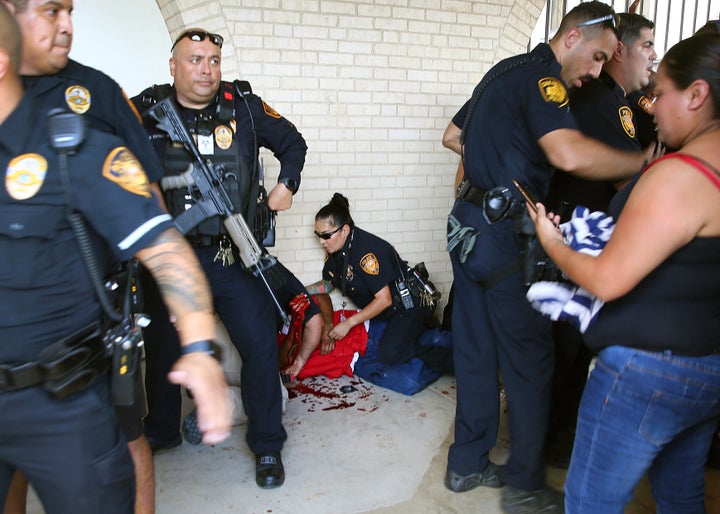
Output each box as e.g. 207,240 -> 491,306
565,346 -> 720,514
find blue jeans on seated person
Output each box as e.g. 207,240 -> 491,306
565,345 -> 720,514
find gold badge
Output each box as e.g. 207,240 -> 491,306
5,153 -> 48,200
360,253 -> 379,275
102,147 -> 151,197
262,101 -> 282,119
214,125 -> 233,150
619,106 -> 636,139
637,95 -> 653,114
537,77 -> 569,107
65,85 -> 91,114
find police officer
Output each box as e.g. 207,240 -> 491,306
132,27 -> 307,489
306,193 -> 452,374
543,12 -> 657,469
0,5 -> 231,512
445,3 -> 653,512
1,0 -> 174,512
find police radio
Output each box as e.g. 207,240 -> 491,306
48,108 -> 144,405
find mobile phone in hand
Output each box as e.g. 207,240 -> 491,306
513,179 -> 539,213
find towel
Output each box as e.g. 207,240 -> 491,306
526,206 -> 614,332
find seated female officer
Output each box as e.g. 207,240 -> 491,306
305,193 -> 453,375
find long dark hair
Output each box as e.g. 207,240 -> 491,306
662,34 -> 720,118
315,193 -> 355,229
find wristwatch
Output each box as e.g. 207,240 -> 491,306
180,340 -> 221,360
279,177 -> 298,194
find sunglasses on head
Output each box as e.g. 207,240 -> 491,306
314,226 -> 342,240
171,30 -> 224,51
577,13 -> 617,30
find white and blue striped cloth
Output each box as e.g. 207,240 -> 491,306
526,206 -> 615,332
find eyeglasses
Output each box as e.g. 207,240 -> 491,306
577,13 -> 617,30
314,226 -> 342,240
171,30 -> 224,51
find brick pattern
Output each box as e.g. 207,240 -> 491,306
157,0 -> 545,307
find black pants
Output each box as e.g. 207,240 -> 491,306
378,304 -> 453,374
0,378 -> 134,514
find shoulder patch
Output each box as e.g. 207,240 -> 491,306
5,153 -> 48,200
359,252 -> 380,275
102,147 -> 151,197
262,101 -> 282,119
618,106 -> 636,139
537,77 -> 569,107
65,85 -> 91,114
637,95 -> 653,114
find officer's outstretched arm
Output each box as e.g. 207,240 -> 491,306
539,128 -> 648,180
134,227 -> 231,445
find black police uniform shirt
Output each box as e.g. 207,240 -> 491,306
131,81 -> 307,206
322,227 -> 402,311
461,43 -> 577,201
22,59 -> 165,184
0,93 -> 173,363
546,70 -> 640,214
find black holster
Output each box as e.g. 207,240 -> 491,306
514,211 -> 563,286
38,323 -> 109,399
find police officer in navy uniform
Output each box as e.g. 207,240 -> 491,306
306,193 -> 452,374
0,5 -> 231,512
132,28 -> 307,489
444,3 -> 653,512
543,12 -> 657,469
1,0 -> 173,512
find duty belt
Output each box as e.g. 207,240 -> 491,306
456,178 -> 486,208
0,323 -> 109,398
186,234 -> 226,248
456,178 -> 519,224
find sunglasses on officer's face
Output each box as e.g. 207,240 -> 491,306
171,30 -> 224,51
314,226 -> 342,240
576,13 -> 617,30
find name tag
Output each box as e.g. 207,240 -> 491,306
198,134 -> 214,155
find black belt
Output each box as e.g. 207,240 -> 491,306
186,234 -> 225,248
456,178 -> 487,208
0,325 -> 109,396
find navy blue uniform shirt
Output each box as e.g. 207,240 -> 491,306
322,227 -> 402,309
462,43 -> 577,200
22,59 -> 165,183
546,70 -> 639,213
0,94 -> 173,362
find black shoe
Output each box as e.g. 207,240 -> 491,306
146,434 -> 182,454
501,485 -> 564,514
255,451 -> 285,489
444,461 -> 504,492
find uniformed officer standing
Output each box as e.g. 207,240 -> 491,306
306,193 -> 452,374
132,28 -> 307,489
1,0 -> 175,512
0,5 -> 231,513
543,12 -> 657,469
444,3 -> 653,512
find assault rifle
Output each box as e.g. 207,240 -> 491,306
146,97 -> 290,325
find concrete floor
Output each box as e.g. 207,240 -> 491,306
26,374 -> 720,513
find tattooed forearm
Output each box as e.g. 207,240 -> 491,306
305,279 -> 334,295
135,228 -> 213,318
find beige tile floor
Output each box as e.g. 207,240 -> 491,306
26,374 -> 720,513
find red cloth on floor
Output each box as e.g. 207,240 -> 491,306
278,307 -> 367,379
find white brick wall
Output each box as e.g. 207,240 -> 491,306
158,0 -> 545,308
